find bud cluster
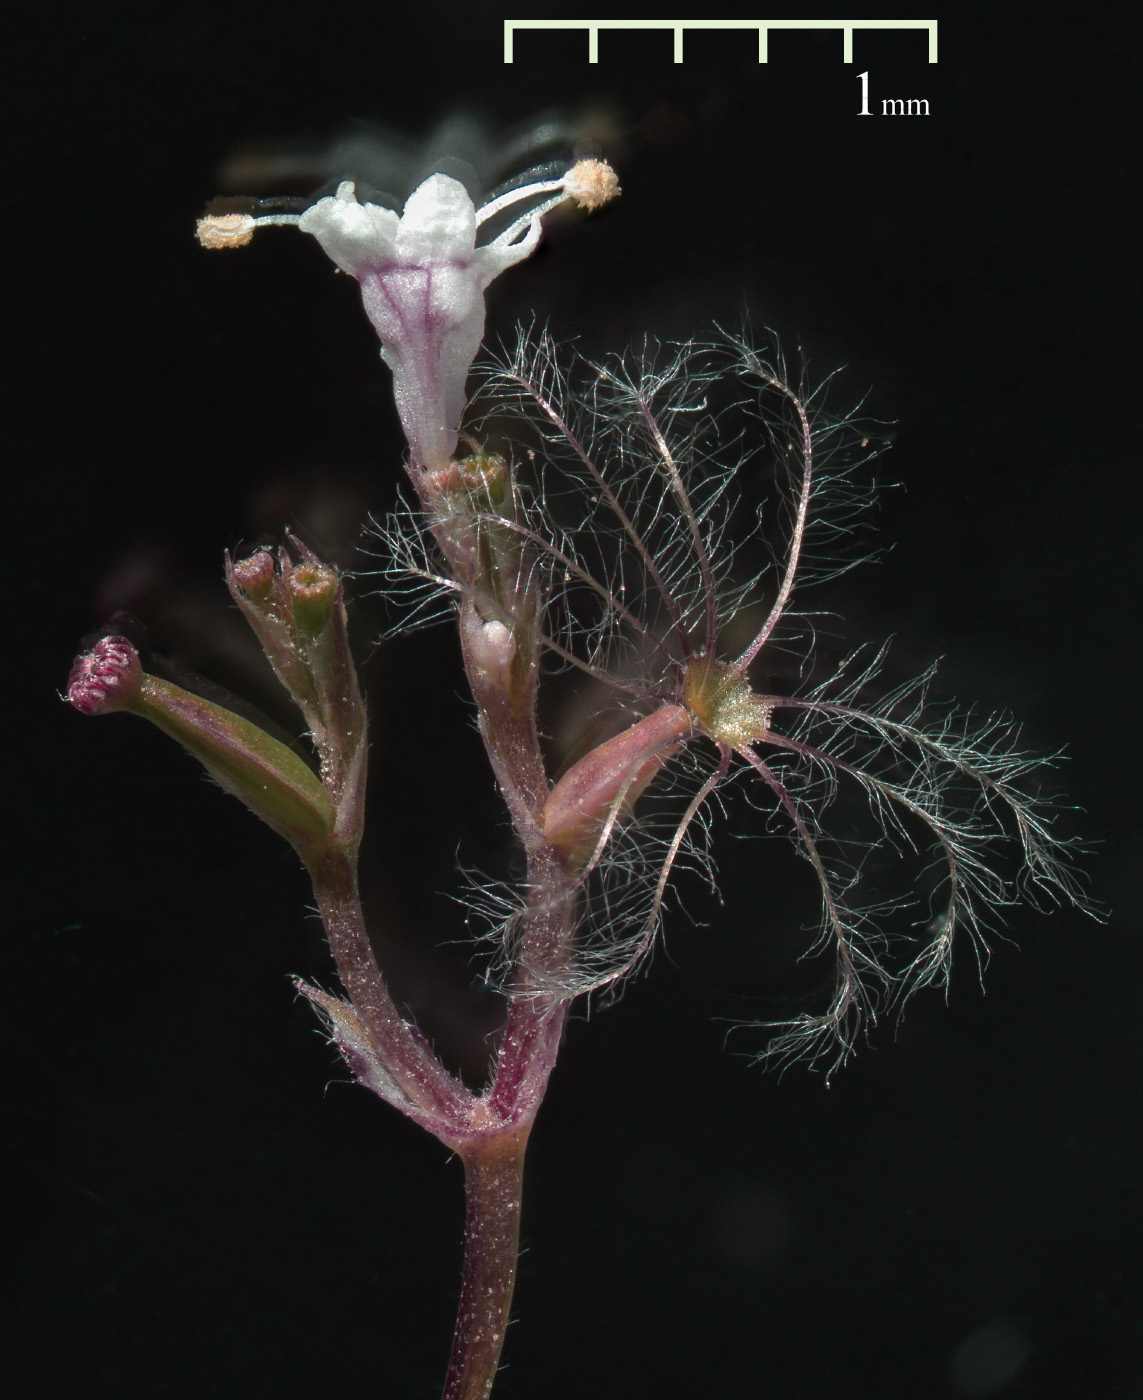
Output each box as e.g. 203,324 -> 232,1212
225,539 -> 366,823
67,541 -> 366,866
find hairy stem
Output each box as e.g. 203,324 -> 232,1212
442,1132 -> 529,1400
458,597 -> 549,847
309,846 -> 468,1120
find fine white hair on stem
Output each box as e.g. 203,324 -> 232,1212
366,486 -> 467,637
524,739 -> 725,999
440,741 -> 724,1003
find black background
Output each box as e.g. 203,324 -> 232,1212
11,5 -> 1139,1398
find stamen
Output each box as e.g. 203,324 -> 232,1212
195,213 -> 256,249
562,158 -> 621,211
476,158 -> 620,242
488,197 -> 570,250
474,177 -> 567,229
196,210 -> 302,249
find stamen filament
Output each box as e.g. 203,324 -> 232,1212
476,179 -> 569,230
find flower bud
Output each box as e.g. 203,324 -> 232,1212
421,453 -> 510,519
229,547 -> 278,603
66,636 -> 144,715
225,542 -> 366,819
285,560 -> 339,638
542,705 -> 692,866
466,618 -> 516,692
67,634 -> 336,860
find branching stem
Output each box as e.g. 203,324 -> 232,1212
309,846 -> 470,1120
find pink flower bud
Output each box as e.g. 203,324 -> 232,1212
229,548 -> 277,601
542,705 -> 693,865
66,636 -> 143,716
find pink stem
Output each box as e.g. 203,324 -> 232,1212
441,1132 -> 530,1400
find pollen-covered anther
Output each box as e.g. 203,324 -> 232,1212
562,158 -> 621,211
683,658 -> 771,749
195,213 -> 257,249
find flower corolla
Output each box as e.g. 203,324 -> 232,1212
198,159 -> 619,473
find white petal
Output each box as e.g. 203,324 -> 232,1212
396,174 -> 477,261
299,194 -> 400,279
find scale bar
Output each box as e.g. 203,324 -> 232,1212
504,19 -> 938,65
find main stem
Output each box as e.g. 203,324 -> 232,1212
429,492 -> 576,1397
442,1131 -> 530,1400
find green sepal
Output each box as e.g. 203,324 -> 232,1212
134,675 -> 336,859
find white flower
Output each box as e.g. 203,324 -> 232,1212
198,160 -> 619,473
